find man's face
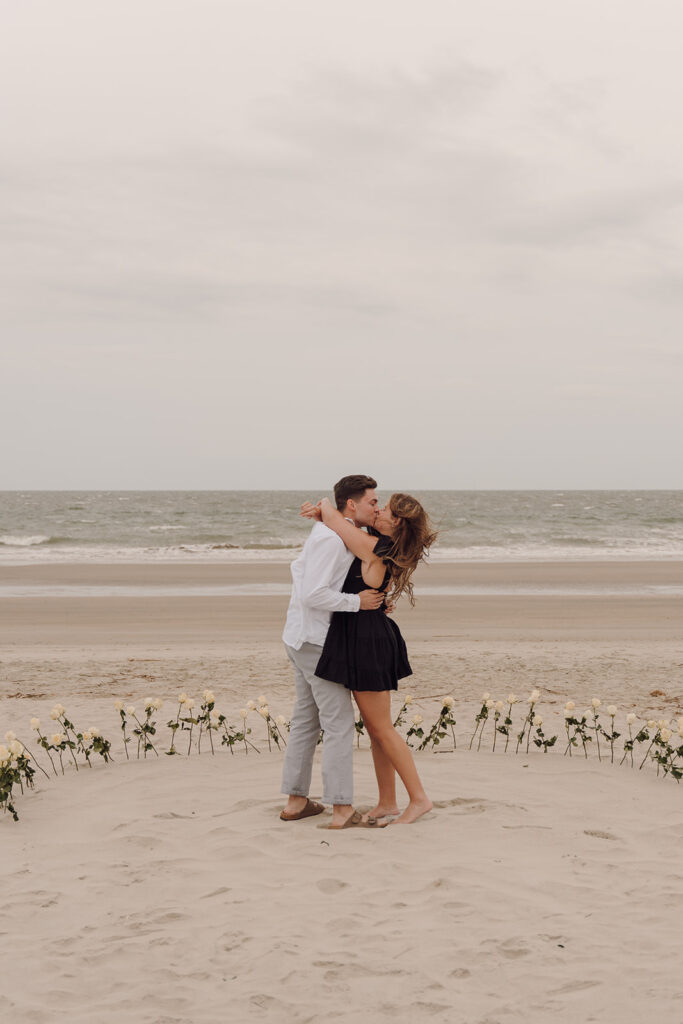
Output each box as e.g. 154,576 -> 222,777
349,488 -> 379,528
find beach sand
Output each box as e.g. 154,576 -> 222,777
2,561 -> 683,1022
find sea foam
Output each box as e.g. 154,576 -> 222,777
0,534 -> 51,547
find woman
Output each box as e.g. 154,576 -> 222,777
302,493 -> 437,825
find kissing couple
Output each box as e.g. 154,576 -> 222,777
280,474 -> 437,828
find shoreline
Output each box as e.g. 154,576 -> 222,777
2,561 -> 683,648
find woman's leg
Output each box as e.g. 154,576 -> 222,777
354,689 -> 398,819
366,733 -> 400,821
355,690 -> 433,824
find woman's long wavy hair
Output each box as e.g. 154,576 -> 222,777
382,493 -> 438,606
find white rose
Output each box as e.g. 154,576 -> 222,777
247,700 -> 256,710
276,715 -> 286,726
660,728 -> 672,743
404,695 -> 413,705
30,718 -> 41,731
507,693 -> 518,704
114,700 -> 124,711
210,709 -> 220,721
607,705 -> 617,717
411,714 -> 423,725
89,727 -> 101,738
443,696 -> 454,708
153,698 -> 163,711
495,701 -> 504,712
647,720 -> 656,729
5,731 -> 16,743
626,713 -> 637,725
533,715 -> 543,727
203,691 -> 215,703
9,740 -> 23,757
50,708 -> 61,720
239,708 -> 248,719
591,698 -> 601,709
485,699 -> 495,709
143,698 -> 152,709
258,706 -> 269,717
185,699 -> 195,710
0,745 -> 9,763
258,695 -> 267,706
563,709 -> 573,719
126,706 -> 136,716
82,731 -> 92,741
658,719 -> 670,730
583,710 -> 591,720
565,701 -> 575,711
529,690 -> 540,703
52,733 -> 65,745
482,692 -> 490,701
178,693 -> 188,705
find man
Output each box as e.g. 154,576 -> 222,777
280,474 -> 384,828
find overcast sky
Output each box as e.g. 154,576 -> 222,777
2,0 -> 682,489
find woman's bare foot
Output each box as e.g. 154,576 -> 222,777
390,797 -> 433,824
329,804 -> 355,828
362,803 -> 400,824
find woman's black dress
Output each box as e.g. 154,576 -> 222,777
315,535 -> 412,692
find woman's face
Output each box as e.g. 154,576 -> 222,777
375,504 -> 399,536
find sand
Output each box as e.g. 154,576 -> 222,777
2,560 -> 683,1022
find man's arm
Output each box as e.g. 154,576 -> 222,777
300,528 -> 381,612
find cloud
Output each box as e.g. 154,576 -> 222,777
1,53 -> 681,359
630,271 -> 683,306
501,183 -> 683,248
260,62 -> 502,154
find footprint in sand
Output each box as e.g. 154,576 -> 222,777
502,824 -> 552,831
551,979 -> 601,995
499,939 -> 531,959
250,995 -> 277,1009
481,937 -> 531,959
432,797 -> 489,814
150,911 -> 188,924
425,877 -> 453,890
584,829 -> 619,841
316,878 -> 348,894
200,887 -> 231,899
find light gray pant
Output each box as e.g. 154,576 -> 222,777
281,642 -> 355,806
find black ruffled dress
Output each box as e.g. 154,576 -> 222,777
315,535 -> 412,692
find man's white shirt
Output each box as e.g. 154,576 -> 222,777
282,521 -> 360,650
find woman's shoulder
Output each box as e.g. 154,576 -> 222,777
368,529 -> 394,560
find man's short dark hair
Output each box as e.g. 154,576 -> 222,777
333,475 -> 378,511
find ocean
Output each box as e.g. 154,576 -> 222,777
1,490 -> 682,565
